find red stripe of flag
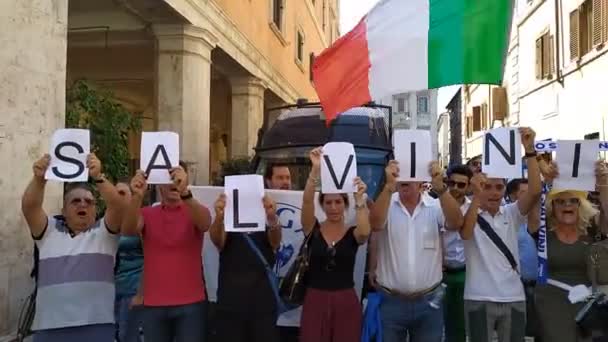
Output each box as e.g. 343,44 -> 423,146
312,19 -> 372,126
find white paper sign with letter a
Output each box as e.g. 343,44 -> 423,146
482,127 -> 522,179
140,132 -> 179,184
321,142 -> 357,194
554,140 -> 599,191
45,129 -> 90,182
393,129 -> 432,182
224,175 -> 266,232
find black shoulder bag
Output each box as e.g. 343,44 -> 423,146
279,224 -> 318,306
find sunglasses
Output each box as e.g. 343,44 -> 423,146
326,242 -> 337,272
483,183 -> 505,191
70,197 -> 95,206
553,198 -> 581,207
446,180 -> 468,190
471,161 -> 481,167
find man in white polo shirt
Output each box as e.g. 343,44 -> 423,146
460,127 -> 541,342
370,160 -> 464,342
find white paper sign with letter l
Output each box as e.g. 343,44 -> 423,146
224,175 -> 266,232
45,129 -> 90,182
553,140 -> 599,191
140,132 -> 179,184
321,142 -> 357,194
393,129 -> 432,182
482,127 -> 522,179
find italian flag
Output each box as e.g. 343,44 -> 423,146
313,0 -> 512,124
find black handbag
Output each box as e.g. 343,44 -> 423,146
575,292 -> 608,334
279,225 -> 317,306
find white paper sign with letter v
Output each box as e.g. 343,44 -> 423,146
224,175 -> 266,232
553,140 -> 599,191
482,127 -> 522,179
45,129 -> 90,182
321,142 -> 357,194
393,129 -> 432,182
140,132 -> 179,184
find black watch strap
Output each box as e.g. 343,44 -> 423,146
180,191 -> 193,200
525,151 -> 537,158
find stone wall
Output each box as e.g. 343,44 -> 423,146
0,0 -> 68,337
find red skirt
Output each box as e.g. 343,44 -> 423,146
300,288 -> 362,342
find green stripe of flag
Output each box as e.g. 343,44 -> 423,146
427,0 -> 512,88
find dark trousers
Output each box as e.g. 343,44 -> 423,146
142,301 -> 206,342
216,309 -> 279,342
279,326 -> 299,342
443,269 -> 466,342
523,280 -> 542,341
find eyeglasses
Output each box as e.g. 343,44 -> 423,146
326,242 -> 337,272
553,198 -> 581,207
70,197 -> 95,206
446,180 -> 468,189
483,183 -> 505,192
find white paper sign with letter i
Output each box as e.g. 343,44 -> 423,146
393,129 -> 432,182
482,127 -> 522,179
45,129 -> 90,182
553,140 -> 599,191
321,142 -> 357,194
140,132 -> 179,184
224,175 -> 266,233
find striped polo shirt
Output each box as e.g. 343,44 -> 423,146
32,216 -> 119,331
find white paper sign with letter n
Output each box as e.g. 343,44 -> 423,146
553,140 -> 599,191
224,175 -> 266,232
482,127 -> 522,179
45,129 -> 90,182
393,129 -> 432,182
140,132 -> 179,184
321,142 -> 357,194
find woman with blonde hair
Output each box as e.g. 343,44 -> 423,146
530,160 -> 608,342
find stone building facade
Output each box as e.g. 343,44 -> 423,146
0,0 -> 339,338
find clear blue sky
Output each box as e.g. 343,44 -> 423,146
339,0 -> 460,112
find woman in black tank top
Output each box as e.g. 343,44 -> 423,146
299,147 -> 371,342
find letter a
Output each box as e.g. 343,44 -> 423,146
145,145 -> 172,176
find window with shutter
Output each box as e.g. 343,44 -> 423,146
473,106 -> 481,132
542,33 -> 551,78
571,9 -> 580,60
549,34 -> 556,74
535,37 -> 543,79
603,0 -> 608,43
309,53 -> 315,82
581,1 -> 592,55
593,0 -> 604,45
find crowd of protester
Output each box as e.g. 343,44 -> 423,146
19,126 -> 608,342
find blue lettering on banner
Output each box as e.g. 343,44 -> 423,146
275,202 -> 303,273
535,140 -> 608,152
537,182 -> 550,284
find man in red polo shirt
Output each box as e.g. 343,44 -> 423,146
121,165 -> 211,342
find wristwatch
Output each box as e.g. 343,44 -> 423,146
180,190 -> 193,200
525,151 -> 537,158
94,174 -> 106,184
434,184 -> 448,196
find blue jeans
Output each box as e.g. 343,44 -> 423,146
142,301 -> 206,342
115,296 -> 144,342
380,286 -> 445,342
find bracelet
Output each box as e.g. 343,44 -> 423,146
525,151 -> 537,158
308,176 -> 320,186
434,184 -> 448,196
180,191 -> 193,200
355,202 -> 368,210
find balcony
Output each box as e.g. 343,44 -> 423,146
417,113 -> 431,130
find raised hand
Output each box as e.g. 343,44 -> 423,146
170,166 -> 189,195
429,161 -> 444,192
595,160 -> 608,186
309,147 -> 323,170
519,127 -> 536,153
354,177 -> 368,203
470,173 -> 486,197
130,170 -> 148,198
214,194 -> 227,223
33,154 -> 50,179
87,153 -> 103,180
263,195 -> 279,225
539,159 -> 559,182
385,160 -> 400,190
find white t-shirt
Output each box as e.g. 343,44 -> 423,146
376,193 -> 445,293
443,199 -> 471,269
464,202 -> 526,302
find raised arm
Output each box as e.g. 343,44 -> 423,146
353,177 -> 371,244
526,200 -> 541,234
264,195 -> 282,251
21,154 -> 50,238
87,153 -> 123,232
595,160 -> 608,235
171,166 -> 211,233
518,128 -> 542,215
369,160 -> 398,231
209,194 -> 227,250
430,161 -> 464,230
301,147 -> 322,235
460,173 -> 484,240
121,171 -> 146,236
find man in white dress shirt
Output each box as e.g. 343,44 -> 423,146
370,161 -> 464,342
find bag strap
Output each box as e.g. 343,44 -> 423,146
242,234 -> 284,308
476,215 -> 519,273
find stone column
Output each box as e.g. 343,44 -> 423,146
154,24 -> 216,185
230,76 -> 266,158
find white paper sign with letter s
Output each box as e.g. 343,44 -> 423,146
321,142 -> 357,194
553,140 -> 599,191
224,175 -> 266,233
45,129 -> 90,182
482,127 -> 522,179
393,129 -> 432,182
140,132 -> 179,184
